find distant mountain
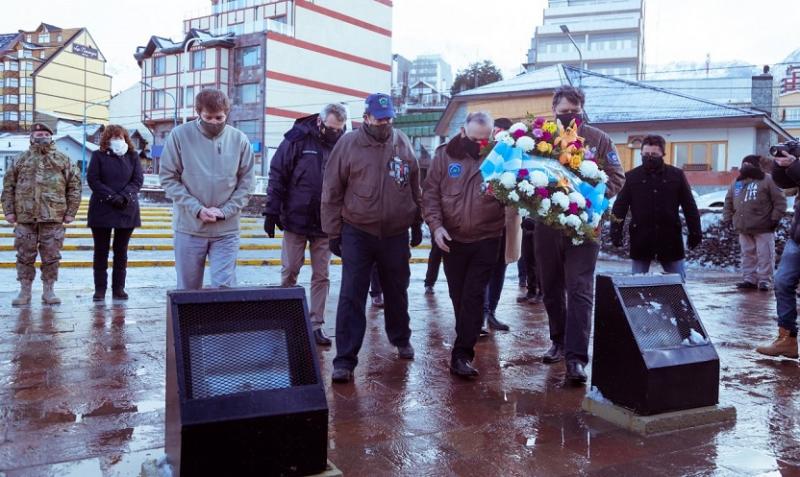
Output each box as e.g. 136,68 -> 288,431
643,60 -> 760,80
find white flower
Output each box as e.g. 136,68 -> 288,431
565,215 -> 582,229
529,170 -> 549,188
591,214 -> 602,228
517,180 -> 535,196
551,191 -> 570,209
568,192 -> 587,209
579,160 -> 600,179
539,198 -> 552,213
516,136 -> 535,153
558,214 -> 568,225
509,122 -> 528,135
508,191 -> 520,202
519,208 -> 530,218
580,212 -> 589,222
572,238 -> 584,246
598,171 -> 609,183
500,134 -> 516,146
499,172 -> 517,189
494,130 -> 511,142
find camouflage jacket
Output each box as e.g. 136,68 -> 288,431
1,148 -> 82,223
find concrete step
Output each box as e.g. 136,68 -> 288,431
0,256 -> 432,268
0,222 -> 263,230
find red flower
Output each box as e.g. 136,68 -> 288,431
534,117 -> 545,127
542,131 -> 553,142
518,169 -> 529,178
535,188 -> 550,198
512,129 -> 527,139
570,140 -> 583,149
479,139 -> 489,148
568,203 -> 579,214
486,183 -> 494,195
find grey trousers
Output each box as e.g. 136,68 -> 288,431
534,223 -> 600,365
174,231 -> 240,290
280,230 -> 331,330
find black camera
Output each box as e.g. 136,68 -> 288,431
770,140 -> 800,157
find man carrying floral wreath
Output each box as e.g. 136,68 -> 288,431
535,86 -> 625,384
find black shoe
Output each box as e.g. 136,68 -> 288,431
565,361 -> 587,384
542,342 -> 564,364
735,281 -> 757,290
479,327 -> 490,338
371,294 -> 384,308
331,368 -> 353,383
112,288 -> 128,299
92,289 -> 105,302
758,281 -> 771,291
485,311 -> 510,331
449,358 -> 479,378
314,329 -> 332,346
424,285 -> 435,295
397,343 -> 415,360
528,293 -> 543,305
516,294 -> 533,303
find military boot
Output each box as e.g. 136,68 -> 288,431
41,280 -> 61,305
756,327 -> 799,359
12,279 -> 32,306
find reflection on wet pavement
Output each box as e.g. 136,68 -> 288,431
0,261 -> 799,475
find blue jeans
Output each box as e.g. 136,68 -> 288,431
775,239 -> 800,333
631,259 -> 686,282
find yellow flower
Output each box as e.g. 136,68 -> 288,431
542,121 -> 558,134
536,141 -> 553,154
570,155 -> 583,169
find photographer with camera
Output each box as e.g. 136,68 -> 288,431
756,140 -> 800,359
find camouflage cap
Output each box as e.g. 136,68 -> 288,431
30,122 -> 53,135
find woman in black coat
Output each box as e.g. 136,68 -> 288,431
87,125 -> 144,300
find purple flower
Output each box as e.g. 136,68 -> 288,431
535,188 -> 550,198
568,203 -> 579,215
533,128 -> 544,139
534,117 -> 545,127
513,129 -> 527,139
542,131 -> 553,142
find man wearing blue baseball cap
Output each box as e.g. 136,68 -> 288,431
321,93 -> 424,383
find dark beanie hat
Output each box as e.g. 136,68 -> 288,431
494,118 -> 512,130
742,155 -> 761,168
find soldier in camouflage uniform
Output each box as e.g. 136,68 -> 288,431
1,123 -> 82,305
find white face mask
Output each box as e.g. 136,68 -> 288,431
110,139 -> 128,156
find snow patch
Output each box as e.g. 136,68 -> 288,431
683,329 -> 709,346
586,386 -> 610,404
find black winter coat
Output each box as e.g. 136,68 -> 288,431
87,149 -> 144,229
610,164 -> 701,262
772,159 -> 800,243
265,114 -> 333,237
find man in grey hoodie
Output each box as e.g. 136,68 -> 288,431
159,88 -> 255,289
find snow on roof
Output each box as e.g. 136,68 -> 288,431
0,33 -> 17,51
641,77 -> 752,105
455,65 -> 567,98
563,66 -> 764,124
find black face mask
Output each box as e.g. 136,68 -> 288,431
30,137 -> 54,154
556,113 -> 582,129
198,118 -> 226,137
319,125 -> 344,145
363,122 -> 392,143
642,155 -> 664,172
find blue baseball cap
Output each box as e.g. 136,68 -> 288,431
364,93 -> 395,120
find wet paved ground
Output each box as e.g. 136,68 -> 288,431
0,206 -> 799,475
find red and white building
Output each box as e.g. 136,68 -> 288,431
136,0 -> 392,175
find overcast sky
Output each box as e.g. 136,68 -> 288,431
1,0 -> 798,94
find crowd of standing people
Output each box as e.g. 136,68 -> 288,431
2,85 -> 799,385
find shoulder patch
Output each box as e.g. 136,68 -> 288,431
606,151 -> 620,166
448,163 -> 463,178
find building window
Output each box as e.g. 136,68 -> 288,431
5,95 -> 18,104
6,61 -> 18,71
20,94 -> 33,104
152,90 -> 165,109
4,77 -> 18,88
57,34 -> 62,42
38,33 -> 50,43
236,46 -> 260,68
673,141 -> 728,171
237,83 -> 259,103
191,50 -> 206,70
185,86 -> 195,107
3,111 -> 18,121
21,111 -> 32,122
154,56 -> 166,75
235,119 -> 259,141
21,61 -> 32,71
39,51 -> 45,59
26,34 -> 32,42
786,107 -> 800,121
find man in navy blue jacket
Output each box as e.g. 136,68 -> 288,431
265,103 -> 348,346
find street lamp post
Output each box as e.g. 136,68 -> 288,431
182,38 -> 203,124
82,99 -> 109,179
560,25 -> 583,86
140,80 -> 177,129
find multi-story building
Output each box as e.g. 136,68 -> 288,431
780,49 -> 800,94
392,53 -> 412,108
136,0 -> 392,175
0,23 -> 111,133
409,54 -> 452,97
524,0 -> 645,79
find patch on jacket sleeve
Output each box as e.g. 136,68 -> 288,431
606,151 -> 620,166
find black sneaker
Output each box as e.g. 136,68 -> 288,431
735,281 -> 757,290
331,368 -> 353,383
758,281 -> 771,291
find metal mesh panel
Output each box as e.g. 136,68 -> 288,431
617,285 -> 706,351
177,298 -> 317,400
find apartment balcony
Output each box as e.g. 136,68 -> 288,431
212,0 -> 273,14
210,17 -> 294,37
536,47 -> 639,64
544,0 -> 642,18
537,18 -> 640,35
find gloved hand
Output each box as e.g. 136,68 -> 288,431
688,233 -> 702,249
263,214 -> 282,238
329,237 -> 342,257
410,223 -> 423,247
110,194 -> 128,210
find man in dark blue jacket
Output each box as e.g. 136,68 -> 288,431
265,103 -> 347,346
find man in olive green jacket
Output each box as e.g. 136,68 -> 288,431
1,123 -> 81,305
